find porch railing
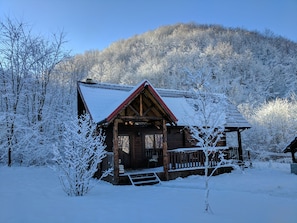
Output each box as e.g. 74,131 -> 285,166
105,147 -> 237,172
167,147 -> 231,170
145,148 -> 163,158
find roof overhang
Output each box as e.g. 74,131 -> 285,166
78,80 -> 178,126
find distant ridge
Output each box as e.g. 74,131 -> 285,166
72,23 -> 297,106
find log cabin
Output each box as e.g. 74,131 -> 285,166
77,79 -> 251,185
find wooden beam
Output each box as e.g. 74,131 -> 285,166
143,92 -> 167,119
119,115 -> 162,121
128,105 -> 139,116
162,119 -> 169,180
143,106 -> 153,116
237,129 -> 243,162
113,119 -> 119,184
140,94 -> 143,116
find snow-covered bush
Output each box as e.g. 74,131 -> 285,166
242,97 -> 297,160
53,114 -> 107,196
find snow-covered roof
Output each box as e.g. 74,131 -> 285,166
77,80 -> 251,129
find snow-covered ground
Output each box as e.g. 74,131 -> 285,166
1,162 -> 296,223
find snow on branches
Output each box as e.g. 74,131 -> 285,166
53,114 -> 108,196
184,71 -> 231,213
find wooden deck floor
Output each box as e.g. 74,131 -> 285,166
119,167 -> 163,176
115,164 -> 234,185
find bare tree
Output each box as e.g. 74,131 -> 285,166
184,70 -> 229,213
0,17 -> 67,166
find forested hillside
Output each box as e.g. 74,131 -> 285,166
1,20 -> 296,166
70,23 -> 297,106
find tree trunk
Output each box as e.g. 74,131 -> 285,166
205,180 -> 210,212
8,148 -> 12,167
204,149 -> 210,212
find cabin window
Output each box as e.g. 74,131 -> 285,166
118,135 -> 129,154
145,134 -> 163,149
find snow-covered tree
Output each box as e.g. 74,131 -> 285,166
184,70 -> 230,213
0,17 -> 67,166
53,114 -> 108,196
243,96 -> 297,160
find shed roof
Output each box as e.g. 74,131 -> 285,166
77,80 -> 251,129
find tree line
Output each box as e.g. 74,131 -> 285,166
0,18 -> 75,165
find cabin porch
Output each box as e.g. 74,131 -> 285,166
102,147 -> 236,185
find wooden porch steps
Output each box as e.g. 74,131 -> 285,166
127,172 -> 161,186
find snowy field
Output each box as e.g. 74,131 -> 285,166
1,162 -> 297,223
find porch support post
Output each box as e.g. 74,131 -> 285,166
162,119 -> 169,181
291,151 -> 296,163
237,129 -> 243,162
113,119 -> 119,184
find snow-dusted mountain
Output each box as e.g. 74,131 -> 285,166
70,23 -> 297,106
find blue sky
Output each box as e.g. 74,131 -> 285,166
1,0 -> 296,55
